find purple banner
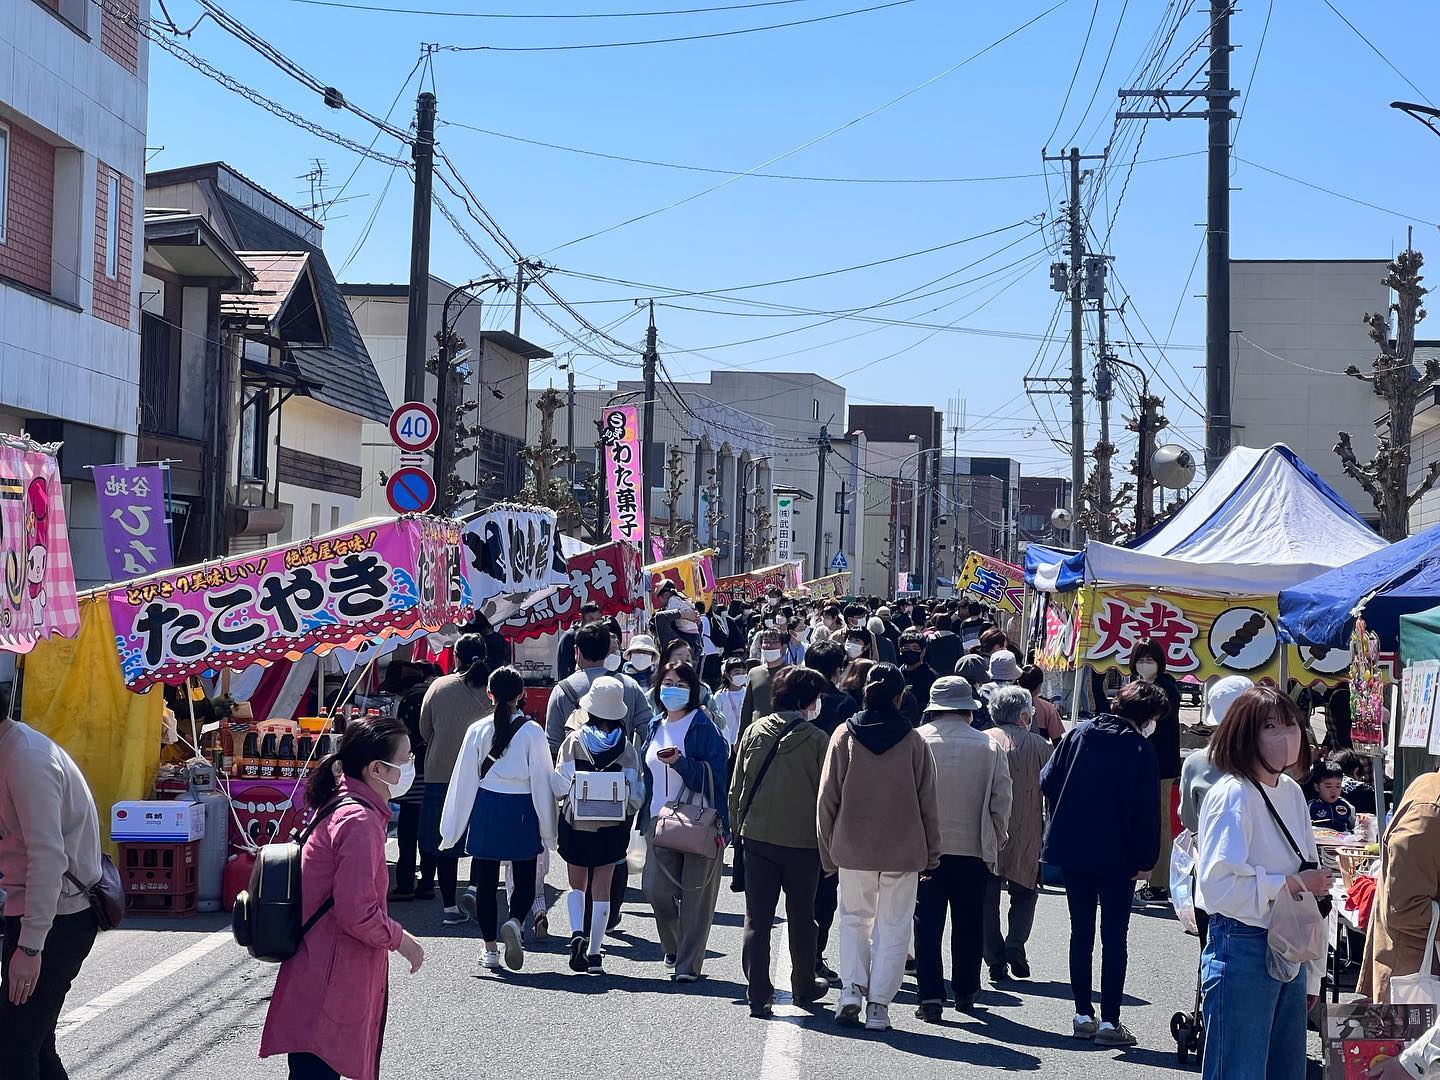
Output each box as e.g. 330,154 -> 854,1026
95,465 -> 172,582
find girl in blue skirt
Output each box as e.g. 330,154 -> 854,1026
440,667 -> 558,972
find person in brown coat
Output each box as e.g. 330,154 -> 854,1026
1360,771 -> 1440,1002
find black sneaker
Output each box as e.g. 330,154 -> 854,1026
955,993 -> 980,1014
749,1000 -> 774,1018
586,954 -> 604,975
1008,955 -> 1031,980
413,885 -> 435,900
905,955 -> 917,976
568,934 -> 589,973
988,964 -> 1008,984
816,959 -> 842,987
792,977 -> 830,1005
915,1002 -> 943,1024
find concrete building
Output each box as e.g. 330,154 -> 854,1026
849,405 -> 943,595
0,0 -> 149,583
933,463 -> 1005,574
1018,476 -> 1072,548
144,164 -> 392,551
1229,259 -> 1389,521
343,280 -> 550,515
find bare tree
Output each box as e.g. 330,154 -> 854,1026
1335,249 -> 1440,541
516,388 -> 581,529
1078,441 -> 1134,544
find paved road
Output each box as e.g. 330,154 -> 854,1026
56,848 -> 1323,1079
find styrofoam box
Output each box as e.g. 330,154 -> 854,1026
111,801 -> 206,842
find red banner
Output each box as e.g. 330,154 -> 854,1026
499,541 -> 642,643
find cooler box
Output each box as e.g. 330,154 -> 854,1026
111,800 -> 206,843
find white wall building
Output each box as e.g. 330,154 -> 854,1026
1229,259 -> 1389,520
0,0 -> 149,583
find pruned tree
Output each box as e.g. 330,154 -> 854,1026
516,388 -> 581,529
1078,441 -> 1134,544
1336,248 -> 1440,541
660,444 -> 694,551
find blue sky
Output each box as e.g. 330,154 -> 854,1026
146,0 -> 1440,478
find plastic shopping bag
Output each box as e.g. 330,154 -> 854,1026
1391,902 -> 1440,1005
1266,886 -> 1327,983
1170,830 -> 1198,935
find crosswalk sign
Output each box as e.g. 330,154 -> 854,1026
829,551 -> 848,570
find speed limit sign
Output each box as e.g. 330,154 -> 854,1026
389,401 -> 438,453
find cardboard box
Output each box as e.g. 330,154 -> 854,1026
111,800 -> 206,843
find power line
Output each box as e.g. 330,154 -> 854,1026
1320,0 -> 1433,108
1235,156 -> 1440,228
438,0 -> 919,52
279,0 -> 825,17
1043,0 -> 1102,151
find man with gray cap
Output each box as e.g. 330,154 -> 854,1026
913,676 -> 1013,1021
983,684 -> 1054,983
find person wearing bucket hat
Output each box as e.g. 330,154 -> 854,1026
551,676 -> 645,976
912,678 -> 1012,1022
955,654 -> 995,730
622,635 -> 661,681
987,650 -> 1023,685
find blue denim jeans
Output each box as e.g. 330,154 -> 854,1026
1200,914 -> 1308,1080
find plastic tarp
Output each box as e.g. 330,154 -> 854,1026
23,596 -> 165,855
1025,445 -> 1384,595
1278,521 -> 1440,650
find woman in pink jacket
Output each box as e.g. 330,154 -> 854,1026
260,715 -> 426,1080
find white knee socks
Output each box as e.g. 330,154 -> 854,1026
566,889 -> 586,937
589,902 -> 610,957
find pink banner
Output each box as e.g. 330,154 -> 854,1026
0,440 -> 80,652
499,541 -> 643,643
108,516 -> 467,690
600,405 -> 644,544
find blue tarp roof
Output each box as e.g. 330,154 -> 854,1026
1278,521 -> 1440,649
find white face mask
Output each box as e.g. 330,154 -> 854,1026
1259,722 -> 1302,774
845,642 -> 864,659
1135,660 -> 1159,683
378,758 -> 415,801
1139,719 -> 1157,739
603,653 -> 622,672
729,673 -> 747,688
803,700 -> 823,723
761,648 -> 783,664
775,615 -> 788,629
629,653 -> 654,672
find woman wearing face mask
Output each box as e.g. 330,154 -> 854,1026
622,634 -> 660,681
439,667 -> 558,973
1040,680 -> 1167,1048
1195,687 -> 1329,1080
552,676 -> 646,976
1128,640 -> 1182,904
728,667 -> 835,1017
260,715 -> 426,1080
654,638 -> 715,715
712,655 -> 751,757
638,661 -> 731,983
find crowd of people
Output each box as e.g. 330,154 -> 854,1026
1,580 -> 1427,1080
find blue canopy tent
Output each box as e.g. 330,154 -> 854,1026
1278,521 -> 1440,650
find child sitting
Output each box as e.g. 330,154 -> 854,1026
1308,760 -> 1357,833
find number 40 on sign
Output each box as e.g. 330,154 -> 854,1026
390,402 -> 438,454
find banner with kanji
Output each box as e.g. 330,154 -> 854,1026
0,438 -> 80,652
1034,590 -> 1081,671
1071,585 -> 1354,687
108,516 -> 467,690
646,549 -> 717,607
460,504 -> 566,609
94,464 -> 173,581
600,405 -> 644,544
797,571 -> 851,600
499,542 -> 643,643
714,561 -> 802,605
958,551 -> 1025,615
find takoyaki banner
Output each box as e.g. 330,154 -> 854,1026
1068,586 -> 1351,687
108,516 -> 467,691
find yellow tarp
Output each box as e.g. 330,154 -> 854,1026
24,596 -> 164,856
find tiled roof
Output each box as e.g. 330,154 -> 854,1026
220,251 -> 312,328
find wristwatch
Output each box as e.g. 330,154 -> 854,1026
19,946 -> 39,957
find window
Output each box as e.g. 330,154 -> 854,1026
104,171 -> 120,277
812,398 -> 820,420
309,504 -> 321,537
239,393 -> 268,482
0,123 -> 7,244
330,505 -> 340,531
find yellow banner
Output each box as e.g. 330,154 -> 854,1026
644,549 -> 717,606
957,551 -> 1026,615
1065,586 -> 1352,687
796,571 -> 852,600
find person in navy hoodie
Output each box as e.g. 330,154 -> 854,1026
1040,679 -> 1167,1050
637,661 -> 732,984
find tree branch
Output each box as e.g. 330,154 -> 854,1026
1408,459 -> 1440,511
1334,431 -> 1386,505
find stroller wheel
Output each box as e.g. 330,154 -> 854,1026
1170,1011 -> 1190,1039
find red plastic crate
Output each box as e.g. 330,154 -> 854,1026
125,890 -> 197,917
120,841 -> 198,896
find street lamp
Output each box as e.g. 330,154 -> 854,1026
894,442 -> 942,597
1392,101 -> 1440,138
438,276 -> 509,513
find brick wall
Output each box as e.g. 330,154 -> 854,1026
100,0 -> 139,73
93,164 -> 133,328
0,122 -> 55,295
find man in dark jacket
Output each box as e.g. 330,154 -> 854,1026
802,639 -> 857,984
924,614 -> 965,677
897,631 -> 936,727
1039,681 -> 1166,1049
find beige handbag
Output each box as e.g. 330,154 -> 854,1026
653,761 -> 721,860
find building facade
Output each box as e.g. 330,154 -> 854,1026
1017,475 -> 1071,549
1229,259 -> 1389,521
1,0 -> 149,584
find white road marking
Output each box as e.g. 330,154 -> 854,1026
758,925 -> 805,1079
56,930 -> 233,1037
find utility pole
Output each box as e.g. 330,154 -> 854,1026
512,260 -> 525,337
1066,148 -> 1086,546
404,91 -> 436,406
1119,1 -> 1236,475
565,366 -> 576,488
947,396 -> 964,584
641,301 -> 658,562
813,424 -> 830,579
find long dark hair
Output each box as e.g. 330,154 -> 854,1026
862,662 -> 906,712
455,633 -> 489,689
306,714 -> 408,810
483,666 -> 528,776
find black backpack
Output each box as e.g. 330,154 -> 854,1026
232,797 -> 357,963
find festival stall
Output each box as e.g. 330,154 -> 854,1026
645,548 -> 717,606
1026,444 -> 1386,693
795,571 -> 852,600
714,560 -> 802,605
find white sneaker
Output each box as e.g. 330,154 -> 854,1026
864,1002 -> 891,1032
479,949 -> 500,970
835,986 -> 863,1026
499,918 -> 525,971
442,906 -> 468,926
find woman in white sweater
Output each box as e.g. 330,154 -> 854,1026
440,666 -> 558,972
1194,686 -> 1334,1080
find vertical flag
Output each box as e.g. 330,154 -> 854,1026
94,464 -> 173,581
775,494 -> 795,562
600,405 -> 645,543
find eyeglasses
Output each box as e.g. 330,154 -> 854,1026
384,754 -> 415,769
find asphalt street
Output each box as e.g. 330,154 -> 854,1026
51,842 -> 1330,1080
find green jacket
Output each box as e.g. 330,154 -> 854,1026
728,710 -> 830,850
